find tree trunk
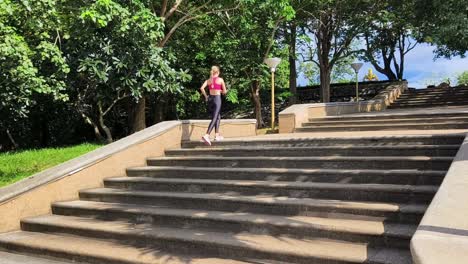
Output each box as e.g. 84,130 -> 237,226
98,101 -> 113,143
40,119 -> 49,147
81,113 -> 104,142
288,21 -> 297,105
316,13 -> 332,103
250,80 -> 264,128
153,94 -> 168,124
6,128 -> 19,150
319,65 -> 332,103
131,97 -> 146,132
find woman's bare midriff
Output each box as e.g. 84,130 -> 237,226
209,90 -> 222,96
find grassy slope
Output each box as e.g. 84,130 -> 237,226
0,143 -> 102,188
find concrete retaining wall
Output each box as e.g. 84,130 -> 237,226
0,119 -> 256,233
411,133 -> 468,264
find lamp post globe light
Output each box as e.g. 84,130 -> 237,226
351,62 -> 363,102
264,58 -> 281,130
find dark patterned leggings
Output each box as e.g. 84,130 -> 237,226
207,95 -> 221,134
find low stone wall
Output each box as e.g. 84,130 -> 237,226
279,82 -> 407,133
296,80 -> 407,103
411,133 -> 468,263
0,119 -> 256,233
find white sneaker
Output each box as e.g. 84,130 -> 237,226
201,135 -> 212,146
214,135 -> 224,141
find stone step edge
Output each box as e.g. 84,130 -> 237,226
16,217 -> 410,264
302,116 -> 468,125
50,201 -> 416,239
166,145 -> 461,152
307,113 -> 468,121
104,177 -> 439,194
147,156 -> 453,162
0,231 -> 252,264
182,134 -> 466,148
126,166 -> 447,177
301,122 -> 468,128
79,188 -> 428,215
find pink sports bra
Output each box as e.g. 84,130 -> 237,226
209,77 -> 222,90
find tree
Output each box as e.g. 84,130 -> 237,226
202,0 -> 294,127
360,1 -> 417,80
0,0 -> 69,149
62,0 -> 189,143
127,0 -> 240,128
457,71 -> 468,86
300,0 -> 374,102
413,0 -> 468,58
299,52 -> 356,85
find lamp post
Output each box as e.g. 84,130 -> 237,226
264,57 -> 281,130
351,62 -> 363,102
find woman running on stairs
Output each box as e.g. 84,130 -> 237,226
200,66 -> 227,146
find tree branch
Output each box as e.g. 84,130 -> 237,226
164,0 -> 183,20
160,0 -> 168,17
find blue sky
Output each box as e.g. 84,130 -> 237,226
297,43 -> 468,88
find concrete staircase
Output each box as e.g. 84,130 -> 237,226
297,111 -> 468,132
387,86 -> 468,109
0,133 -> 464,263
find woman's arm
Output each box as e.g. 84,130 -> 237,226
200,80 -> 208,101
221,79 -> 227,95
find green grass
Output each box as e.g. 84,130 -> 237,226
0,143 -> 102,188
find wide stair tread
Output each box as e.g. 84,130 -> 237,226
12,216 -> 412,264
105,177 -> 438,194
0,251 -> 73,264
0,231 -> 250,264
300,121 -> 468,128
146,155 -> 453,170
182,134 -> 465,148
79,188 -> 427,214
51,200 -> 417,238
126,166 -> 447,185
304,116 -> 468,124
166,145 -> 460,156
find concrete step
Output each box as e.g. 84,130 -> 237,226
387,102 -> 468,109
390,100 -> 468,106
79,188 -> 427,223
398,92 -> 468,98
146,156 -> 453,170
398,93 -> 468,98
50,200 -> 416,247
182,134 -> 465,148
296,122 -> 468,132
402,88 -> 468,95
13,217 -> 412,264
303,116 -> 468,126
104,177 -> 438,203
0,231 -> 252,264
0,250 -> 73,264
165,145 -> 460,157
394,97 -> 468,102
308,113 -> 468,122
127,166 -> 447,185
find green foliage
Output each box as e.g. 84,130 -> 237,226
0,143 -> 101,187
414,0 -> 468,58
167,0 -> 294,123
69,0 -> 189,99
0,0 -> 68,123
359,1 -> 417,80
457,71 -> 468,85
